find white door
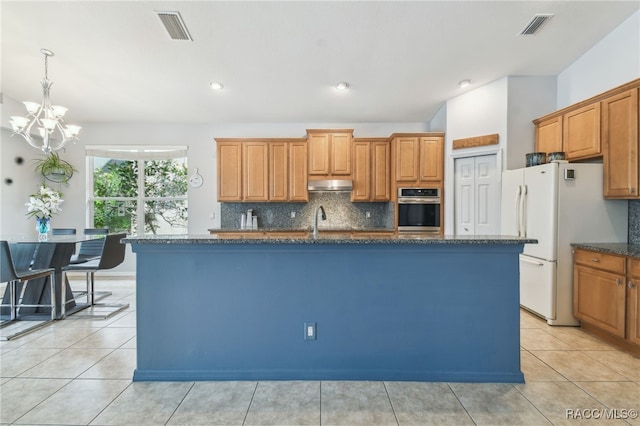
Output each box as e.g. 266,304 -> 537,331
523,163 -> 558,261
454,157 -> 475,235
454,154 -> 499,235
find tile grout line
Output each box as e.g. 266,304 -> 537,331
382,381 -> 400,426
242,380 -> 259,426
319,381 -> 322,426
511,382 -> 557,425
87,380 -> 135,426
447,383 -> 478,426
164,381 -> 196,426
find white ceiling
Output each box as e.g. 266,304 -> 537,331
2,1 -> 638,125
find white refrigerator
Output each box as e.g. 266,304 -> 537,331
501,162 -> 627,325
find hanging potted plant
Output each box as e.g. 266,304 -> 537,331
33,151 -> 76,183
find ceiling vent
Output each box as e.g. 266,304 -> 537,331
156,11 -> 193,41
519,14 -> 554,36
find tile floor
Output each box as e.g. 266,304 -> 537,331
1,278 -> 639,425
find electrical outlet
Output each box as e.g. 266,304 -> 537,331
291,211 -> 296,218
366,211 -> 371,218
304,322 -> 316,340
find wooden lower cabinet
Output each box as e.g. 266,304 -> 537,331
573,248 -> 640,353
626,259 -> 640,345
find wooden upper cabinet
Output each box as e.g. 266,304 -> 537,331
563,102 -> 602,160
535,116 -> 563,154
395,137 -> 420,182
308,133 -> 330,175
351,141 -> 371,201
217,141 -> 242,201
419,137 -> 443,182
331,133 -> 352,175
289,141 -> 308,202
307,130 -> 353,177
269,142 -> 288,201
394,135 -> 444,185
243,142 -> 269,201
371,141 -> 391,201
603,88 -> 639,198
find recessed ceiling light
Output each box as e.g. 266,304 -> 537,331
335,82 -> 350,91
458,79 -> 471,88
210,82 -> 224,90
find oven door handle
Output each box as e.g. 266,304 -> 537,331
397,198 -> 441,204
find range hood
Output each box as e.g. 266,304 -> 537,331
307,179 -> 353,192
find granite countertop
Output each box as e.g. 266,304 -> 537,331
207,227 -> 395,233
571,243 -> 640,259
123,234 -> 536,245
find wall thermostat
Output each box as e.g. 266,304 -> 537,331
564,169 -> 576,180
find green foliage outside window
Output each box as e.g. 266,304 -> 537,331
93,159 -> 188,234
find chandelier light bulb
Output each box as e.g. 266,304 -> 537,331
10,49 -> 80,153
335,82 -> 350,91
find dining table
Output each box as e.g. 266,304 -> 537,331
0,234 -> 106,322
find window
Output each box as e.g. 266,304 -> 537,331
86,146 -> 188,236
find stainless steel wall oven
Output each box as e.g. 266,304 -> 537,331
397,187 -> 441,233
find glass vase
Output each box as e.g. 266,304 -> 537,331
36,216 -> 51,241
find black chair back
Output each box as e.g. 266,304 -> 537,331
52,228 -> 76,235
0,241 -> 19,282
77,228 -> 109,258
97,233 -> 127,270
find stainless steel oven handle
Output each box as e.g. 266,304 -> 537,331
397,198 -> 441,204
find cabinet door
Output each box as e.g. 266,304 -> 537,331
563,102 -> 601,160
535,116 -> 563,154
603,88 -> 639,198
574,264 -> 626,338
331,133 -> 352,175
269,142 -> 288,201
289,142 -> 308,202
308,133 -> 330,175
217,142 -> 242,201
371,141 -> 391,201
419,137 -> 443,182
395,137 -> 419,182
628,278 -> 640,345
243,142 -> 269,201
351,141 -> 371,202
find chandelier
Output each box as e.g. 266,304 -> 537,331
10,49 -> 81,153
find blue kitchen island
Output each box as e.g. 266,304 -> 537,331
123,234 -> 534,383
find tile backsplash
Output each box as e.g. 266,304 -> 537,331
221,192 -> 394,229
628,200 -> 640,244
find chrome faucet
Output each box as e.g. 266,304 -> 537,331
313,205 -> 327,239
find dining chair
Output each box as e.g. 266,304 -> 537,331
61,232 -> 128,319
0,241 -> 56,338
69,228 -> 108,264
51,228 -> 76,235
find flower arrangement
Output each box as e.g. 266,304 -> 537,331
25,185 -> 64,219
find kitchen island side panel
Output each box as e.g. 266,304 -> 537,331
131,243 -> 523,382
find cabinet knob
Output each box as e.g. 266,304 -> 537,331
591,258 -> 600,262
630,280 -> 637,289
616,278 -> 622,286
